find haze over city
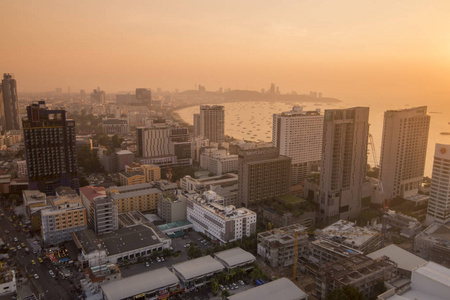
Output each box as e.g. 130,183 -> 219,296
2,1 -> 450,300
2,0 -> 450,106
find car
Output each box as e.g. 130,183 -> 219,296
32,250 -> 37,254
197,238 -> 202,241
238,280 -> 245,285
17,245 -> 21,250
4,230 -> 9,234
219,285 -> 225,291
156,257 -> 161,263
38,257 -> 43,263
34,274 -> 39,279
145,262 -> 150,267
161,257 -> 165,262
24,248 -> 30,253
184,244 -> 190,248
233,283 -> 239,289
21,243 -> 25,248
13,237 -> 18,242
48,270 -> 55,278
31,260 -> 36,265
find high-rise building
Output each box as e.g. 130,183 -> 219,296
1,74 -> 21,131
200,105 -> 224,143
273,106 -> 323,185
319,107 -> 369,225
193,113 -> 201,137
91,88 -> 105,104
379,106 -> 430,200
23,101 -> 79,195
238,147 -> 291,207
426,144 -> 450,225
135,88 -> 151,106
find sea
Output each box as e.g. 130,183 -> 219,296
175,100 -> 450,177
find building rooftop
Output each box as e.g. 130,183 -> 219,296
157,220 -> 192,232
416,222 -> 450,248
101,267 -> 178,300
228,277 -> 307,300
74,224 -> 164,256
22,190 -> 47,206
119,171 -> 144,178
116,150 -> 133,155
367,244 -> 427,272
108,183 -> 153,194
415,261 -> 450,288
317,219 -> 381,248
311,238 -> 363,257
172,255 -> 224,281
110,188 -> 161,200
213,247 -> 255,269
79,186 -> 107,202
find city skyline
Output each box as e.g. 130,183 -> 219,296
1,1 -> 449,107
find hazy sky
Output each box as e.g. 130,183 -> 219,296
1,0 -> 449,104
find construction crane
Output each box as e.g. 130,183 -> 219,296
273,229 -> 301,282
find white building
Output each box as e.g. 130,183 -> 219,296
157,191 -> 187,223
16,160 -> 27,178
414,222 -> 450,268
379,106 -> 430,200
319,107 -> 369,224
186,190 -> 256,244
426,143 -> 450,225
102,118 -> 130,135
200,148 -> 238,175
0,270 -> 16,296
228,277 -> 308,300
273,106 -> 323,185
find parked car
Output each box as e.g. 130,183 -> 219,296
34,274 -> 39,279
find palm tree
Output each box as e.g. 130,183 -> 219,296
229,268 -> 236,280
210,278 -> 219,296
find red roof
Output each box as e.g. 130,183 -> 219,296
79,186 -> 106,202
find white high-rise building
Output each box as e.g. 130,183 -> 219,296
200,105 -> 224,144
379,106 -> 430,200
426,144 -> 450,225
319,107 -> 369,225
272,106 -> 323,185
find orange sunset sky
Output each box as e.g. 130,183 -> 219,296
1,0 -> 449,105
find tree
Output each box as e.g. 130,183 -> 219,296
326,285 -> 365,300
221,289 -> 230,300
210,278 -> 219,296
229,268 -> 236,280
186,242 -> 202,259
111,135 -> 124,148
79,176 -> 89,187
250,267 -> 264,281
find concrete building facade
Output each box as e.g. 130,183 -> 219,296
319,107 -> 369,224
379,107 -> 430,200
200,105 -> 225,144
273,106 -> 323,185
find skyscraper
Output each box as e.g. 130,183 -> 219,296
135,88 -> 152,106
426,144 -> 450,225
193,113 -> 201,137
238,147 -> 291,208
319,107 -> 370,225
200,105 -> 224,144
1,74 -> 21,131
272,106 -> 323,185
91,88 -> 105,104
379,106 -> 430,200
23,101 -> 79,195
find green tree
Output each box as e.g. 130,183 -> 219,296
326,285 -> 365,300
250,267 -> 264,281
79,176 -> 89,187
186,242 -> 202,259
229,268 -> 236,280
221,289 -> 230,300
210,278 -> 219,296
111,135 -> 124,148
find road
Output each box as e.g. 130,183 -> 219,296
0,206 -> 77,300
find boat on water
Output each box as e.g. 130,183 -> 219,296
440,132 -> 450,135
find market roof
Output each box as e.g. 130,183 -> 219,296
172,255 -> 224,281
227,278 -> 308,300
367,244 -> 427,272
214,247 -> 255,269
101,267 -> 178,300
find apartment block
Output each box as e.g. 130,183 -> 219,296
273,106 -> 323,185
157,191 -> 187,223
80,186 -> 118,235
106,183 -> 161,214
186,190 -> 256,244
238,147 -> 291,208
319,107 -> 369,224
379,106 -> 430,200
119,171 -> 145,186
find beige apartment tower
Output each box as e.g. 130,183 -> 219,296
379,106 -> 430,200
238,147 -> 291,207
200,105 -> 225,144
319,107 -> 369,225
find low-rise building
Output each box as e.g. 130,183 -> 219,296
383,210 -> 422,239
414,222 -> 450,268
157,191 -> 187,223
23,190 -> 49,230
315,255 -> 397,300
72,224 -> 171,268
186,190 -> 257,244
227,277 -> 308,300
106,183 -> 161,214
304,238 -> 363,267
213,247 -> 256,271
119,171 -> 145,186
41,194 -> 87,245
140,164 -> 161,183
180,173 -> 239,207
16,160 -> 27,178
378,262 -> 450,300
200,148 -> 238,175
172,255 -> 224,292
316,219 -> 383,254
257,224 -> 309,268
101,267 -> 182,300
0,270 -> 16,297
